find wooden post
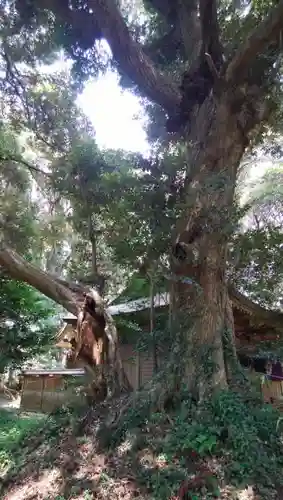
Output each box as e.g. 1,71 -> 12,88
149,272 -> 158,373
136,350 -> 141,389
40,375 -> 44,412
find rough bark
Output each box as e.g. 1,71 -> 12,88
171,83 -> 268,395
172,242 -> 230,397
0,244 -> 130,397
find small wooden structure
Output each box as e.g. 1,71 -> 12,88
20,368 -> 85,413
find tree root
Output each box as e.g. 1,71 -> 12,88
107,376 -> 176,433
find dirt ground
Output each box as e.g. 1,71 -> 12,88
0,399 -> 280,500
1,434 -> 260,500
1,427 -> 149,500
0,420 -> 263,500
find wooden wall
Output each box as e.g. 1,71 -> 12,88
120,345 -> 155,390
20,375 -> 85,413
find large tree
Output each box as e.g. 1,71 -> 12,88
1,0 -> 283,399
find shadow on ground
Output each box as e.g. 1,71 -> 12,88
0,401 -> 151,500
0,398 -> 281,500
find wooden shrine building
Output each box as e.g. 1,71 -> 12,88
56,290 -> 283,395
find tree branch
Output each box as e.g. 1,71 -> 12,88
0,244 -> 130,392
177,0 -> 201,65
147,0 -> 202,66
0,246 -> 79,315
199,0 -> 223,68
38,0 -> 181,113
2,155 -> 51,177
88,0 -> 181,113
225,0 -> 283,82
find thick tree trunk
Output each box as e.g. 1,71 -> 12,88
172,241 -> 229,398
0,245 -> 130,397
171,89 -> 266,398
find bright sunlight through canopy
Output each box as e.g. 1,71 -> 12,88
78,71 -> 149,154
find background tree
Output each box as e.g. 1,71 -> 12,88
0,276 -> 55,374
231,164 -> 283,308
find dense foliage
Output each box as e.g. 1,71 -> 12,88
93,389 -> 283,499
231,165 -> 283,308
0,276 -> 56,371
0,409 -> 44,474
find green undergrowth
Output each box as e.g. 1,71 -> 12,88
0,409 -> 45,474
0,405 -> 81,484
98,389 -> 283,499
1,391 -> 283,499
